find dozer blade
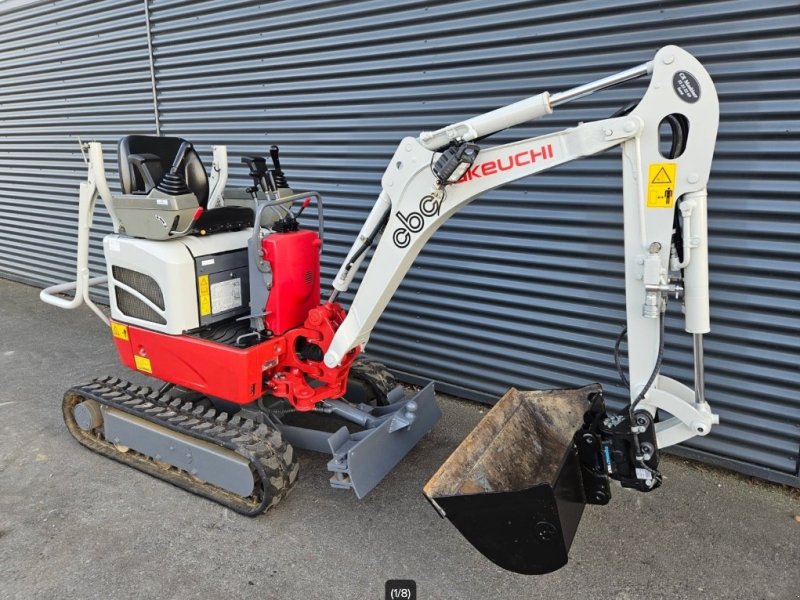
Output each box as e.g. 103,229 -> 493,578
424,384 -> 608,575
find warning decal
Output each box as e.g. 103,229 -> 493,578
134,355 -> 152,374
647,163 -> 677,208
198,274 -> 211,316
111,321 -> 129,341
651,167 -> 672,184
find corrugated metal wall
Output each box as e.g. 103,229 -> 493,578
0,0 -> 156,289
1,0 -> 797,485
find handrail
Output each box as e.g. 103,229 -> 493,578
40,276 -> 110,325
39,145 -> 111,326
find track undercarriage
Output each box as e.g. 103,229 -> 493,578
63,358 -> 440,514
64,377 -> 298,515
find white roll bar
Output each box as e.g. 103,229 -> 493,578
39,142 -> 115,325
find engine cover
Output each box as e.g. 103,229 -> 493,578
262,229 -> 321,335
103,229 -> 251,334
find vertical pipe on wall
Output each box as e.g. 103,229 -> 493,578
143,0 -> 160,135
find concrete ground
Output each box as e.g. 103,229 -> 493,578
0,277 -> 798,600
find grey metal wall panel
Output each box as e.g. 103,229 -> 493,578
148,0 -> 799,485
0,0 -> 156,293
0,0 -> 796,485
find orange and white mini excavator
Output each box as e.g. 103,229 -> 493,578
42,45 -> 718,574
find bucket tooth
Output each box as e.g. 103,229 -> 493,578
424,384 -> 606,575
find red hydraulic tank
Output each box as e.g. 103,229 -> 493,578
262,229 -> 322,335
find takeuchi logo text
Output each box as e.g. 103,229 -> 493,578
390,142 -> 558,248
456,143 -> 555,183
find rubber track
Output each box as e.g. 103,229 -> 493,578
350,357 -> 397,405
63,377 -> 298,516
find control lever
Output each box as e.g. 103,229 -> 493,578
274,197 -> 313,234
169,141 -> 191,173
241,156 -> 272,196
293,197 -> 312,219
156,142 -> 192,196
158,142 -> 204,237
269,145 -> 290,189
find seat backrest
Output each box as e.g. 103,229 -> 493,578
118,135 -> 209,207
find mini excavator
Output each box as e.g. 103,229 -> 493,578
42,45 -> 719,574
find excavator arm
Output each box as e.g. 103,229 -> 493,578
326,45 -> 719,449
325,45 -> 720,574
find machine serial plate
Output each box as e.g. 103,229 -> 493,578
210,278 -> 243,314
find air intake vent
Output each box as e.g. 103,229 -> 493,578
304,271 -> 313,286
112,266 -> 166,324
115,288 -> 167,325
112,266 -> 165,309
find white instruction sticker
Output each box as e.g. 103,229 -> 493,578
635,467 -> 652,481
210,278 -> 242,314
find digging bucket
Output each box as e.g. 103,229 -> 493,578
424,384 -> 608,575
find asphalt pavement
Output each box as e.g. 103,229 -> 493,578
1,277 -> 798,600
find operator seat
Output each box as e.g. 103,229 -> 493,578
118,135 -> 208,204
117,135 -> 253,235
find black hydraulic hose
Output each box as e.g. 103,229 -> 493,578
610,101 -> 639,117
257,397 -> 296,417
345,207 -> 391,271
327,206 -> 390,304
629,311 -> 666,417
614,325 -> 629,388
663,113 -> 688,160
614,311 -> 666,420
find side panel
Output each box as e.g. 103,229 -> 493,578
194,248 -> 250,327
104,234 -> 199,334
112,322 -> 286,404
104,230 -> 252,334
263,230 -> 322,335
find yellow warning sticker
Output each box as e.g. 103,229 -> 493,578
111,322 -> 129,341
134,355 -> 152,374
198,274 -> 211,316
647,163 -> 677,208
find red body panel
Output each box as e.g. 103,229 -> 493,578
262,230 -> 321,335
113,325 -> 286,405
110,228 -> 358,410
112,302 -> 358,410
